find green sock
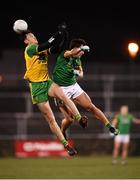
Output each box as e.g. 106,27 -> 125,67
105,123 -> 112,129
74,114 -> 81,121
61,139 -> 68,146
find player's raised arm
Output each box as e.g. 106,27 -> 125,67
37,31 -> 64,52
38,22 -> 68,53
64,45 -> 90,58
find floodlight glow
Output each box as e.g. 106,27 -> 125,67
128,42 -> 139,58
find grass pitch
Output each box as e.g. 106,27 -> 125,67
0,155 -> 140,179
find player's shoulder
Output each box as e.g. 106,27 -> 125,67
115,113 -> 121,120
58,50 -> 67,57
128,113 -> 134,119
25,44 -> 38,57
26,44 -> 38,51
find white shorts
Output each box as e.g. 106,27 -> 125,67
60,83 -> 84,99
115,134 -> 130,143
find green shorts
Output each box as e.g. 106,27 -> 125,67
29,79 -> 53,104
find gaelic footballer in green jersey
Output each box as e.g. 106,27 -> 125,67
112,105 -> 140,164
52,38 -> 119,139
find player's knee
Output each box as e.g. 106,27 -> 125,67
85,103 -> 95,112
62,118 -> 73,125
58,93 -> 67,102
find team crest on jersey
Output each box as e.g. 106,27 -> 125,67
37,52 -> 48,63
38,52 -> 47,60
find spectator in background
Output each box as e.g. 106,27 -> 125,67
112,105 -> 140,165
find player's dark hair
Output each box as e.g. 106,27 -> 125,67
69,38 -> 86,49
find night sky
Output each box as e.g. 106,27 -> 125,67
1,1 -> 140,62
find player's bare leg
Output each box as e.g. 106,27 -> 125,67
121,142 -> 129,165
59,103 -> 88,139
112,141 -> 121,164
37,101 -> 77,156
59,105 -> 73,140
74,92 -> 119,135
48,82 -> 82,121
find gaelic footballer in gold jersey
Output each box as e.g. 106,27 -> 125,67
19,25 -> 87,156
24,44 -> 50,82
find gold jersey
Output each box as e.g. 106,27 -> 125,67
24,44 -> 50,82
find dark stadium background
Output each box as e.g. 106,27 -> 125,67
1,1 -> 140,62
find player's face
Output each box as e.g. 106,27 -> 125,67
24,33 -> 38,44
120,106 -> 128,115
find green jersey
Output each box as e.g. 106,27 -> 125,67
52,51 -> 81,86
115,114 -> 134,134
